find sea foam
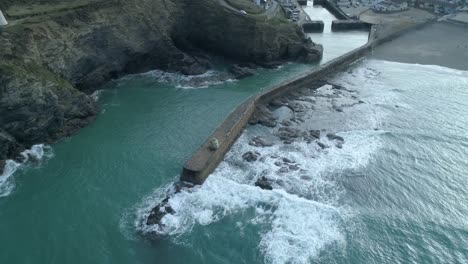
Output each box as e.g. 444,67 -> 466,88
0,144 -> 53,197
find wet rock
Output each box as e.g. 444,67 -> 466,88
228,64 -> 255,79
334,107 -> 343,112
278,167 -> 289,173
317,141 -> 327,149
255,176 -> 273,190
287,101 -> 306,113
269,99 -> 286,107
242,151 -> 260,162
277,127 -> 302,140
274,161 -> 283,167
174,181 -> 195,193
289,164 -> 300,171
326,133 -> 344,142
0,160 -> 5,175
301,175 -> 312,181
282,158 -> 293,163
358,100 -> 365,104
309,130 -> 321,139
336,141 -> 343,149
249,105 -> 277,127
280,120 -> 292,126
147,197 -> 175,226
249,136 -> 273,147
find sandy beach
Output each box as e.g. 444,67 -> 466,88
372,22 -> 468,71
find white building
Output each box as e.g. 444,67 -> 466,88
0,10 -> 7,26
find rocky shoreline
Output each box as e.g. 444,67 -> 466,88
0,0 -> 323,168
145,78 -> 363,229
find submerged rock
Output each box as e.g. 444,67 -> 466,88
228,65 -> 255,79
249,136 -> 273,147
277,127 -> 303,140
250,105 -> 277,128
242,151 -> 260,162
309,130 -> 321,139
255,176 -> 273,190
326,133 -> 344,142
317,141 -> 327,149
147,197 -> 175,226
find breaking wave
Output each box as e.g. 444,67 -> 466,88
0,144 -> 53,197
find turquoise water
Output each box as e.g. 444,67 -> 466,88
0,13 -> 374,264
146,60 -> 468,264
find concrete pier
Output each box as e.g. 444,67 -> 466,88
302,21 -> 325,32
180,20 -> 436,185
331,20 -> 371,31
312,0 -> 350,20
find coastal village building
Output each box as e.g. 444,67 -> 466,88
0,10 -> 8,26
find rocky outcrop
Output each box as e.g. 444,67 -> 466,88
0,0 -> 323,164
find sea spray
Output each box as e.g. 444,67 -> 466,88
0,144 -> 53,197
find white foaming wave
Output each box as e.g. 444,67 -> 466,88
0,144 -> 53,197
135,127 -> 381,262
90,89 -> 104,101
374,59 -> 468,77
147,70 -> 236,89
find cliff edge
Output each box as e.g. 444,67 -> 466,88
0,0 -> 323,166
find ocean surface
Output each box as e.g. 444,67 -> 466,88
140,60 -> 468,264
2,5 -> 467,264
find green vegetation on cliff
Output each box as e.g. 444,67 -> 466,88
0,0 -> 322,163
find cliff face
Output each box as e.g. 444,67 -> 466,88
0,0 -> 323,164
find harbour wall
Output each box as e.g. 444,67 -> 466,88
180,20 -> 435,185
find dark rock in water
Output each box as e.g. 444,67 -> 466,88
242,151 -> 260,162
0,129 -> 22,168
250,105 -> 277,127
334,107 -> 343,112
280,120 -> 292,127
309,130 -> 321,139
277,127 -> 302,140
301,175 -> 312,181
174,181 -> 195,193
317,141 -> 327,149
228,65 -> 255,79
278,167 -> 289,173
255,176 -> 273,190
256,61 -> 283,69
282,157 -> 293,163
283,139 -> 294,145
274,161 -> 283,167
249,136 -> 273,147
336,141 -> 343,149
288,102 -> 306,113
358,100 -> 365,104
147,197 -> 175,226
270,99 -> 286,107
326,133 -> 344,142
0,160 -> 5,175
289,164 -> 300,171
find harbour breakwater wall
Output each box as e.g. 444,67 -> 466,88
332,20 -> 372,31
180,20 -> 435,185
313,0 -> 350,20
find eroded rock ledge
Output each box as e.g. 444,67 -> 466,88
0,0 -> 323,164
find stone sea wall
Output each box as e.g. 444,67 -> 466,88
180,19 -> 437,185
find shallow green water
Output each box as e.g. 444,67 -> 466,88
0,14 -> 371,264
